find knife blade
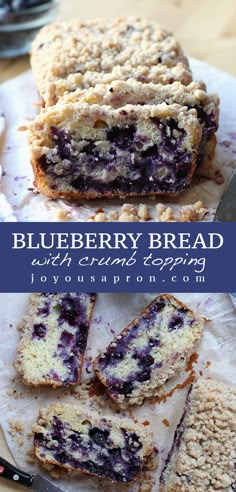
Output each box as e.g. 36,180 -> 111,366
0,456 -> 66,492
214,169 -> 236,221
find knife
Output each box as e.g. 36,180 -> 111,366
214,169 -> 236,221
0,456 -> 66,492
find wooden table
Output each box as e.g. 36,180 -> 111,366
0,0 -> 236,490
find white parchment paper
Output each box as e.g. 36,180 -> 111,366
0,58 -> 236,221
0,293 -> 235,491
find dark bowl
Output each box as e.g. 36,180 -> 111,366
0,0 -> 59,58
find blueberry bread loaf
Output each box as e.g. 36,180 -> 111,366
160,378 -> 236,491
93,294 -> 204,405
30,17 -> 192,106
33,403 -> 153,483
15,293 -> 96,387
63,79 -> 219,173
28,103 -> 201,199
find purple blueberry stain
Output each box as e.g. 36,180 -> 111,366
89,427 -> 109,445
50,294 -> 91,384
168,316 -> 184,331
107,125 -> 136,149
138,355 -> 154,367
37,300 -> 50,317
51,126 -> 73,160
47,370 -> 61,382
32,323 -> 47,339
137,370 -> 151,382
149,336 -> 160,347
59,296 -> 81,326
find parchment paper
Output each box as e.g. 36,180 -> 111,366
0,58 -> 236,221
0,292 -> 235,491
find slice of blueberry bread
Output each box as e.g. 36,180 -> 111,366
28,102 -> 201,200
93,295 -> 204,406
160,378 -> 236,492
62,79 -> 219,173
15,293 -> 96,387
33,403 -> 153,483
30,17 -> 192,106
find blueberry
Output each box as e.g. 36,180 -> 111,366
51,126 -> 73,160
83,461 -> 103,476
111,381 -> 134,395
126,432 -> 142,451
75,324 -> 88,351
168,316 -> 184,331
37,302 -> 50,317
155,300 -> 166,312
59,330 -> 74,346
82,140 -> 97,155
138,355 -> 154,367
34,432 -> 44,444
89,427 -> 109,445
32,323 -> 47,339
60,297 -> 79,326
52,417 -> 64,439
55,450 -> 68,465
149,337 -> 160,347
107,125 -> 136,149
141,145 -> 158,158
109,447 -> 121,459
137,370 -> 151,382
176,161 -> 192,180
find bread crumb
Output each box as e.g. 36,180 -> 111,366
87,200 -> 208,223
8,419 -> 24,436
57,208 -> 72,220
160,206 -> 176,222
18,125 -> 28,131
179,200 -> 208,221
108,210 -> 119,220
119,212 -> 139,222
138,204 -> 150,220
26,448 -> 36,464
94,212 -> 107,222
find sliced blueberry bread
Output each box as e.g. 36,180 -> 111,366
160,378 -> 236,492
93,295 -> 204,405
28,102 -> 201,199
33,403 -> 153,483
15,293 -> 96,387
62,79 -> 219,173
30,17 -> 192,106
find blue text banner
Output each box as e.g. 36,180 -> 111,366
0,222 -> 235,293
